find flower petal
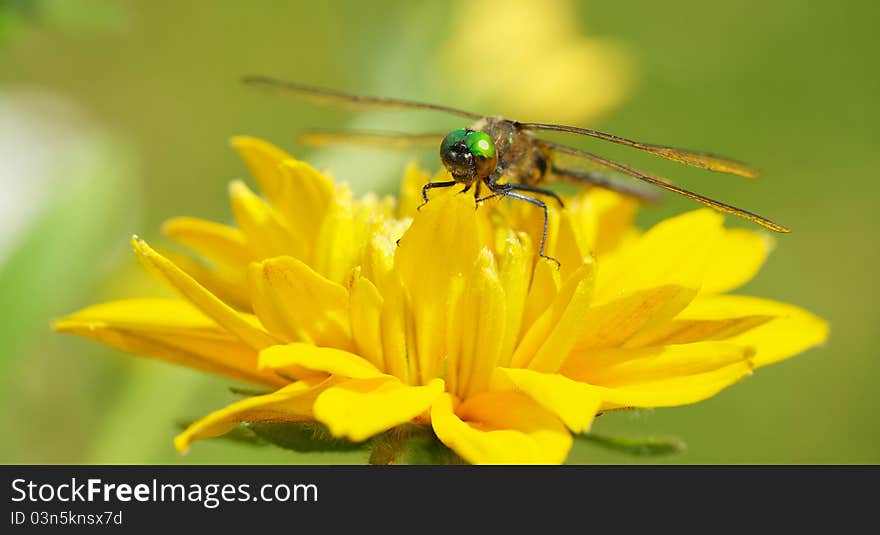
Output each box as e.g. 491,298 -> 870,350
446,249 -> 507,398
395,191 -> 482,384
431,391 -> 572,464
677,295 -> 829,367
511,259 -> 595,372
349,274 -> 385,371
230,136 -> 297,210
494,229 -> 532,367
248,256 -> 352,349
161,216 -> 254,268
492,368 -> 601,433
562,342 -> 755,408
624,315 -> 775,348
520,257 -> 561,337
594,209 -> 724,303
590,362 -> 754,409
312,183 -> 359,284
274,159 -> 336,242
702,229 -> 773,294
396,161 -> 431,219
231,136 -> 334,240
314,378 -> 444,442
131,237 -> 278,350
575,188 -> 639,257
53,299 -> 285,387
575,285 -> 698,350
564,342 -> 754,386
159,249 -> 251,311
228,180 -> 305,259
259,343 -> 384,379
175,378 -> 332,452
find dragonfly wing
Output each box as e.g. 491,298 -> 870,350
522,122 -> 761,178
298,130 -> 445,150
549,162 -> 663,202
540,140 -> 789,232
243,76 -> 482,120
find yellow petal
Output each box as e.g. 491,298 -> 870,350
395,191 -> 482,384
312,183 -> 358,284
492,368 -> 601,433
511,259 -> 595,372
228,180 -> 306,259
175,378 -> 332,452
678,295 -> 829,367
131,237 -> 278,350
446,249 -> 507,398
575,285 -> 698,350
231,137 -> 334,240
248,256 -> 352,349
575,188 -> 639,257
519,257 -> 561,337
159,249 -> 251,312
361,231 -> 400,292
431,391 -> 572,464
161,216 -> 254,268
624,315 -> 775,348
349,274 -> 385,371
378,275 -> 410,382
314,377 -> 444,442
509,197 -> 561,267
562,343 -> 755,408
553,209 -> 589,281
563,342 -> 754,387
594,209 -> 724,303
274,159 -> 336,243
259,343 -> 384,379
702,229 -> 773,294
495,229 -> 532,367
230,136 -> 296,210
396,161 -> 431,219
53,299 -> 285,387
591,362 -> 753,409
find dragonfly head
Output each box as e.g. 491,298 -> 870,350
440,129 -> 498,183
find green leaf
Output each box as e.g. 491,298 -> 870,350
247,422 -> 367,453
576,432 -> 686,457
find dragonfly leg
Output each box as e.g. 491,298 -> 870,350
504,183 -> 564,208
419,180 -> 458,210
498,190 -> 560,268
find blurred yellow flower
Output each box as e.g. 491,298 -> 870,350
55,138 -> 828,464
438,0 -> 633,123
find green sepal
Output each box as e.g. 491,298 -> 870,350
575,431 -> 686,457
175,420 -> 266,446
228,386 -> 272,397
369,424 -> 466,465
246,422 -> 368,453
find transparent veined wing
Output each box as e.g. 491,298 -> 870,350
523,122 -> 761,178
539,139 -> 790,232
243,76 -> 482,120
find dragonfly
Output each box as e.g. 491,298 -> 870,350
243,76 -> 789,265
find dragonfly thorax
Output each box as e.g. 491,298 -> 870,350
470,116 -> 551,186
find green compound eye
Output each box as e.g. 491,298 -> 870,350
440,129 -> 469,154
465,131 -> 496,159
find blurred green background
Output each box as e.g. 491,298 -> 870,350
0,0 -> 876,464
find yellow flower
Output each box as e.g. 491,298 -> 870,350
54,137 -> 828,464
